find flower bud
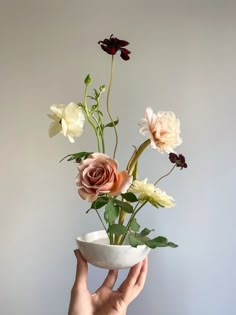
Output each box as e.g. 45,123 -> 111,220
84,74 -> 92,85
99,85 -> 106,93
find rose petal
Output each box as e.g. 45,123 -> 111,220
110,171 -> 132,196
78,188 -> 98,202
48,121 -> 62,138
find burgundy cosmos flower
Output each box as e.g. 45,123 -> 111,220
98,34 -> 131,60
169,153 -> 187,169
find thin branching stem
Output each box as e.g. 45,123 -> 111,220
83,86 -> 101,152
154,165 -> 176,185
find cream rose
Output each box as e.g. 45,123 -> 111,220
76,153 -> 132,202
48,102 -> 85,143
139,107 -> 182,153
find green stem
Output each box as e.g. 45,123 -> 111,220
127,139 -> 151,175
83,86 -> 101,152
97,109 -> 106,153
108,228 -> 114,245
95,209 -> 107,232
109,234 -> 113,245
119,201 -> 148,245
101,135 -> 105,153
106,55 -> 118,159
154,165 -> 176,185
92,113 -> 105,153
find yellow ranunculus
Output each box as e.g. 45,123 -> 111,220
129,179 -> 175,208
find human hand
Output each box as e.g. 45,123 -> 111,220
68,250 -> 148,315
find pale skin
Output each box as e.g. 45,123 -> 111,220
68,250 -> 148,315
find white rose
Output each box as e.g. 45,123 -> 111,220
48,102 -> 85,143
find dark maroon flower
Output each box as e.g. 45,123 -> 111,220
169,153 -> 187,169
98,34 -> 131,60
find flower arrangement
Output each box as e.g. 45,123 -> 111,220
48,34 -> 187,249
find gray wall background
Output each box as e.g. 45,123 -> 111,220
1,0 -> 236,314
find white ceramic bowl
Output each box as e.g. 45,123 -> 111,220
76,230 -> 150,269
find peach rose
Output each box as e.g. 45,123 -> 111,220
139,107 -> 182,153
76,153 -> 132,202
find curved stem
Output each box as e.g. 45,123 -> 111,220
127,139 -> 151,175
106,55 -> 118,159
154,165 -> 176,185
86,114 -> 101,152
118,139 -> 151,228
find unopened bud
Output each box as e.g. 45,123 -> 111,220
99,85 -> 106,93
84,74 -> 92,85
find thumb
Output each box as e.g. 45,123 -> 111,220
73,249 -> 88,290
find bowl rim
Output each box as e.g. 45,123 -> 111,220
76,229 -> 148,249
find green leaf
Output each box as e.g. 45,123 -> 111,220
167,242 -> 178,248
129,218 -> 140,232
59,151 -> 92,163
108,224 -> 127,235
104,119 -> 119,128
91,197 -> 108,209
121,192 -> 138,202
145,236 -> 169,249
104,199 -> 119,224
128,234 -> 145,247
94,89 -> 99,98
113,199 -> 133,213
138,228 -> 154,237
87,95 -> 95,100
